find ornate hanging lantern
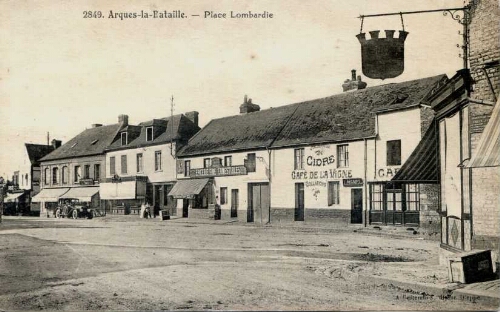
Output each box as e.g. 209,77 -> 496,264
356,15 -> 409,80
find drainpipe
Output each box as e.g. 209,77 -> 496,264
266,147 -> 272,224
364,138 -> 368,227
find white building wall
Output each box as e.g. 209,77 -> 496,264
371,108 -> 422,182
105,142 -> 177,183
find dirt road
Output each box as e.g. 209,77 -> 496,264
0,216 -> 496,310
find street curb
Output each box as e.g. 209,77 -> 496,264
360,274 -> 500,306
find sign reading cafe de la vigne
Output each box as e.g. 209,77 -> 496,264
189,165 -> 248,178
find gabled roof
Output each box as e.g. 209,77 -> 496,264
40,124 -> 122,161
106,114 -> 200,151
25,144 -> 55,166
178,103 -> 301,157
177,74 -> 447,156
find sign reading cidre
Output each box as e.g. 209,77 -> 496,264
189,165 -> 247,178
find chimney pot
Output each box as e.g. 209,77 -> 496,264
51,139 -> 62,149
239,95 -> 260,114
185,111 -> 199,127
118,114 -> 129,127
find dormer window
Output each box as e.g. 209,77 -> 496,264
121,132 -> 128,146
146,127 -> 153,141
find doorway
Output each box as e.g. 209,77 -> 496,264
247,183 -> 269,224
231,189 -> 239,218
295,183 -> 305,221
182,199 -> 189,218
351,188 -> 363,224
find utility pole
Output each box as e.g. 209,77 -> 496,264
0,176 -> 5,223
170,95 -> 174,156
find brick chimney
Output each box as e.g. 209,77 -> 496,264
185,111 -> 199,127
118,114 -> 129,126
342,69 -> 367,92
239,95 -> 260,114
51,139 -> 62,149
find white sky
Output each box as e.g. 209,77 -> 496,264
0,0 -> 466,179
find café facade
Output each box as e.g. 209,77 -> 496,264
173,74 -> 447,227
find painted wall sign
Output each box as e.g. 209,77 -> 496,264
306,155 -> 335,167
292,169 -> 352,180
189,165 -> 247,178
343,178 -> 363,187
377,167 -> 400,178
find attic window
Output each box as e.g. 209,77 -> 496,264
91,139 -> 99,145
146,127 -> 153,142
71,143 -> 78,148
121,132 -> 128,146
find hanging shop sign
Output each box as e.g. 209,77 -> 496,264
357,29 -> 408,80
189,165 -> 247,178
343,178 -> 364,187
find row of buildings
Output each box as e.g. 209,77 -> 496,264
5,0 -> 498,270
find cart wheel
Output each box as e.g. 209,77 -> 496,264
55,209 -> 61,218
72,209 -> 78,219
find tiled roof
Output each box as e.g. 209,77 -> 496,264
25,144 -> 55,166
178,74 -> 447,156
106,114 -> 200,151
178,103 -> 301,156
40,124 -> 122,161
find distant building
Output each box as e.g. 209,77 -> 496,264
4,142 -> 59,215
34,116 -> 127,217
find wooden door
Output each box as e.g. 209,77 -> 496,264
231,189 -> 238,218
247,183 -> 270,224
182,199 -> 189,218
351,188 -> 363,224
295,183 -> 304,221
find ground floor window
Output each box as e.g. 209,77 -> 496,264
220,187 -> 227,205
327,181 -> 340,206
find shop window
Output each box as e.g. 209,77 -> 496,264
246,153 -> 256,172
121,132 -> 128,146
184,160 -> 191,177
74,166 -> 81,183
370,184 -> 384,211
203,158 -> 211,168
136,153 -> 143,173
405,184 -> 420,211
84,165 -> 90,179
146,127 -> 153,141
44,168 -> 50,185
224,156 -> 232,167
387,140 -> 401,166
94,164 -> 100,182
294,148 -> 305,170
337,144 -> 349,168
121,155 -> 127,174
110,156 -> 116,175
155,151 -> 162,171
220,187 -> 227,205
52,167 -> 59,185
62,166 -> 68,184
327,181 -> 340,206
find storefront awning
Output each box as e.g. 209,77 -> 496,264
32,188 -> 70,202
466,97 -> 500,168
168,178 -> 209,199
392,120 -> 440,184
3,192 -> 24,203
100,181 -> 145,200
60,187 -> 99,202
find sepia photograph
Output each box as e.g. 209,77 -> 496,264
0,0 -> 499,310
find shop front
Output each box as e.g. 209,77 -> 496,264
32,187 -> 70,217
100,176 -> 147,215
169,178 -> 214,219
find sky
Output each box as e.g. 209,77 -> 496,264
0,0 -> 466,179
